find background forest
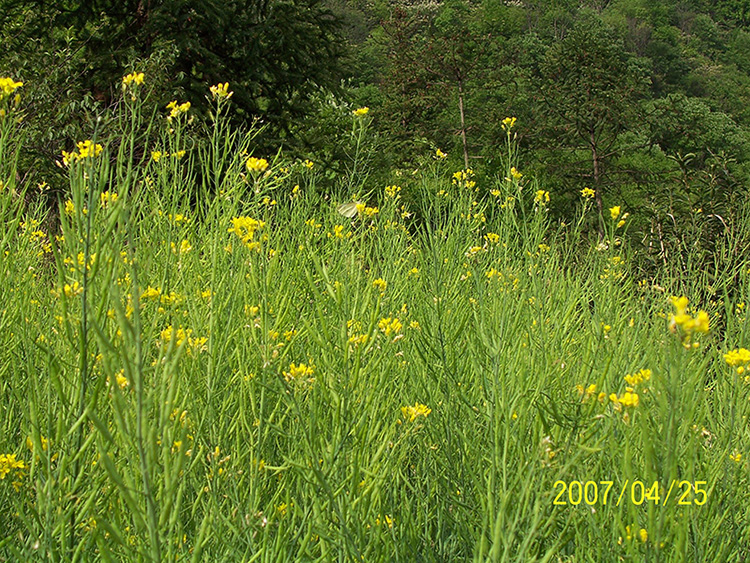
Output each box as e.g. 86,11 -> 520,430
4,0 -> 750,271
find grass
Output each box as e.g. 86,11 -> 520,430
0,80 -> 749,562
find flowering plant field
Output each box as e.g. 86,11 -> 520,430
1,75 -> 749,562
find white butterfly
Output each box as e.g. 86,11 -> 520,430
336,201 -> 362,218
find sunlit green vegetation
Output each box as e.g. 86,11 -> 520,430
0,74 -> 749,561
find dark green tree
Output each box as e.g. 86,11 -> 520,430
0,0 -> 346,176
535,15 -> 650,222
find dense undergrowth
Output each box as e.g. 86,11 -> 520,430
1,76 -> 749,562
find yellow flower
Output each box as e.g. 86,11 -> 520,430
63,281 -> 83,298
534,190 -> 550,205
166,100 -> 191,120
372,278 -> 387,294
115,370 -> 129,390
210,82 -> 233,100
121,72 -> 145,90
730,450 -> 742,463
435,148 -> 447,159
581,187 -> 595,199
151,151 -> 163,162
378,317 -> 402,336
62,140 -> 104,166
141,286 -> 161,301
0,77 -> 23,97
385,185 -> 401,199
246,157 -> 269,173
228,217 -> 266,249
501,116 -> 517,131
609,206 -> 621,219
668,296 -> 710,345
100,191 -> 118,207
401,403 -> 431,422
353,107 -> 369,116
724,348 -> 750,374
0,453 -> 26,480
624,368 -> 652,386
283,362 -> 315,383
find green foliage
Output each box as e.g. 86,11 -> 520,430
2,83 -> 750,561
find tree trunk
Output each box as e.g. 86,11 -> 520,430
590,127 -> 604,237
458,78 -> 469,170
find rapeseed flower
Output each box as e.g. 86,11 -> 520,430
372,278 -> 387,294
0,453 -> 26,480
378,317 -> 402,336
0,77 -> 23,100
228,217 -> 266,250
353,107 -> 369,116
62,140 -> 104,166
401,403 -> 431,422
246,157 -> 269,173
435,148 -> 447,159
534,190 -> 550,205
210,82 -> 233,100
668,296 -> 710,347
501,116 -> 517,131
609,206 -> 621,219
283,362 -> 315,384
385,185 -> 401,199
581,187 -> 595,198
624,368 -> 651,386
166,100 -> 191,121
724,348 -> 750,374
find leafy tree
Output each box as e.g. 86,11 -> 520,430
535,15 -> 650,223
0,0 -> 347,182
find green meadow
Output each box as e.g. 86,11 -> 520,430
1,78 -> 750,562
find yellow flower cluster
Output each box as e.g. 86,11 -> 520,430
724,348 -> 750,375
576,383 -> 606,403
100,191 -> 118,207
385,185 -> 401,199
534,190 -> 550,205
624,368 -> 651,386
160,325 -> 207,353
501,116 -> 517,131
0,77 -> 23,97
283,362 -> 315,384
355,202 -> 379,218
210,82 -> 233,100
435,148 -> 448,159
121,72 -> 144,90
62,140 -> 104,166
581,187 -> 595,199
401,403 -> 431,422
246,157 -> 269,173
60,281 -> 83,298
668,296 -> 710,347
378,317 -> 402,336
0,453 -> 26,481
506,167 -> 522,182
620,526 -> 648,544
151,150 -> 186,162
353,107 -> 369,117
166,100 -> 191,121
228,217 -> 266,251
610,389 -> 639,409
373,278 -> 387,294
452,168 -> 476,190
